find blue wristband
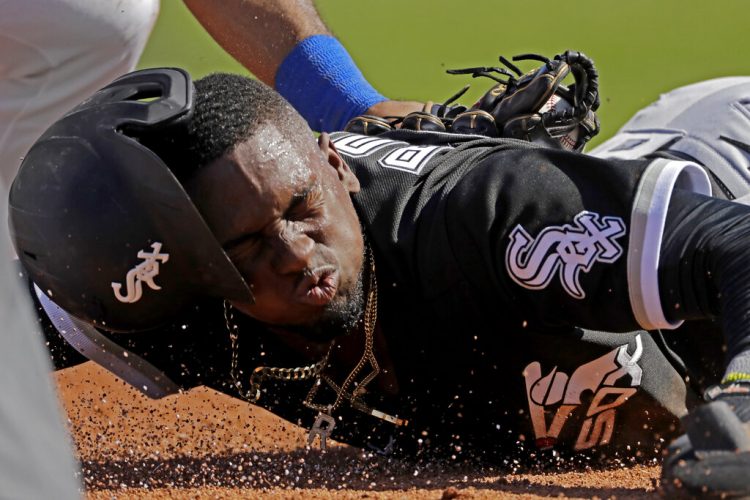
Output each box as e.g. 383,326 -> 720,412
275,34 -> 387,132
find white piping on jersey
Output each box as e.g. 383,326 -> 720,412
627,159 -> 711,330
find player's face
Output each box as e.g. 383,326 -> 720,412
187,126 -> 365,339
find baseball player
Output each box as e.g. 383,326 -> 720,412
10,68 -> 750,498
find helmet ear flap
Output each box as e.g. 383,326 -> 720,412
9,68 -> 253,333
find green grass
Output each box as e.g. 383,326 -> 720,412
139,1 -> 750,146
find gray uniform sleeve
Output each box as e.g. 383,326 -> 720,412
0,194 -> 80,499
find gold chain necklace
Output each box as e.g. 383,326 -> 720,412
224,302 -> 331,403
223,243 -> 407,450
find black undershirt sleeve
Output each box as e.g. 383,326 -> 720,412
659,189 -> 750,359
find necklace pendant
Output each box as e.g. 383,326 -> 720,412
307,412 -> 336,451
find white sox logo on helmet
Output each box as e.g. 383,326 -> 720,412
505,211 -> 626,299
111,242 -> 170,304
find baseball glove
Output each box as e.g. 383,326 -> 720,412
345,50 -> 601,152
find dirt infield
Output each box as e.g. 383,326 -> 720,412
56,362 -> 662,499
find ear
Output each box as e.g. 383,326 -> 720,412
318,133 -> 360,193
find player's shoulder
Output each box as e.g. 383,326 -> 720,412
330,129 -> 532,151
330,129 -> 537,179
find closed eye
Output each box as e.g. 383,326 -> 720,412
224,233 -> 260,260
223,186 -> 324,260
286,186 -> 324,221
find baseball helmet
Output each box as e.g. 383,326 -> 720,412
9,67 -> 253,332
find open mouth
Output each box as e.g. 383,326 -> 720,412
297,266 -> 339,307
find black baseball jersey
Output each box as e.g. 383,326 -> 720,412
31,130 -> 728,461
325,130 -> 716,458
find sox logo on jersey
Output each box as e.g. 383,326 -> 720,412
505,211 -> 626,299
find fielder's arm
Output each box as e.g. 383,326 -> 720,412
183,0 -> 421,128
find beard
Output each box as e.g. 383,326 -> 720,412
282,266 -> 365,343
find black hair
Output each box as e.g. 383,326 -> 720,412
140,72 -> 299,182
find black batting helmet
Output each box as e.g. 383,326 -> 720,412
9,68 -> 253,332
